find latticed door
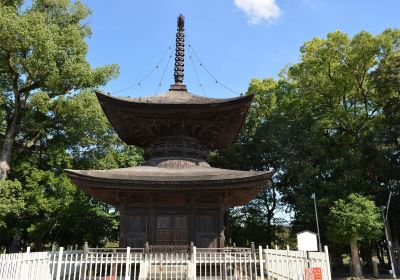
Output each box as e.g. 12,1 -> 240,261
155,215 -> 188,245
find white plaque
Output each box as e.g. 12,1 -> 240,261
297,230 -> 318,251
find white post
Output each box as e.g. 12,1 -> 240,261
373,260 -> 379,278
371,247 -> 380,277
55,247 -> 63,280
312,193 -> 323,252
382,206 -> 397,279
83,242 -> 88,254
192,246 -> 197,280
286,245 -> 291,279
259,246 -> 264,279
18,247 -> 30,280
324,246 -> 332,280
265,245 -> 269,279
125,247 -> 130,280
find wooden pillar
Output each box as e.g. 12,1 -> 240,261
188,194 -> 196,246
119,203 -> 126,247
148,200 -> 155,245
219,202 -> 225,248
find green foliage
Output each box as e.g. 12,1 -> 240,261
0,0 -> 119,180
228,188 -> 292,247
2,90 -> 143,250
211,78 -> 294,246
281,29 -> 400,234
14,89 -> 143,172
0,0 -> 118,95
55,191 -> 119,247
213,28 -> 400,248
0,179 -> 24,230
327,194 -> 383,244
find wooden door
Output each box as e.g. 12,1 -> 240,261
155,215 -> 188,245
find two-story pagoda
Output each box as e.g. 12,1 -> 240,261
66,15 -> 272,248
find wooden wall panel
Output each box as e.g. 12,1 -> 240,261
121,215 -> 147,248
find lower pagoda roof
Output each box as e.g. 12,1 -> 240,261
65,166 -> 272,206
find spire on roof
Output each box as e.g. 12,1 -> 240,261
174,14 -> 185,86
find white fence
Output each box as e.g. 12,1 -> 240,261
265,246 -> 331,280
0,246 -> 331,280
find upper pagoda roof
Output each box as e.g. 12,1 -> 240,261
99,87 -> 251,105
125,87 -> 230,104
96,90 -> 253,149
95,15 -> 253,150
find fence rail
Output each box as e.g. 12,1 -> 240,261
0,245 -> 331,280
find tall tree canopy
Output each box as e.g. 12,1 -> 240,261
0,90 -> 144,251
0,0 -> 145,252
280,29 -> 400,231
0,0 -> 118,179
213,29 -> 400,263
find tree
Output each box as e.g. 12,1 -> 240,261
212,29 -> 400,271
0,89 -> 143,251
226,187 -> 290,247
211,78 -> 293,246
328,194 -> 383,277
254,28 -> 400,245
372,52 -> 400,202
26,90 -> 142,248
0,0 -> 118,179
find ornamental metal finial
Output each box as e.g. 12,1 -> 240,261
174,14 -> 185,85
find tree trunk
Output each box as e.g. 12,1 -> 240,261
350,238 -> 363,277
0,109 -> 19,180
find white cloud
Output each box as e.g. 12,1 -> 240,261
234,0 -> 280,24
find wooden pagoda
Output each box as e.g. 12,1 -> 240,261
66,15 -> 272,248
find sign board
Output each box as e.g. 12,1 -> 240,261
297,231 -> 318,251
304,267 -> 322,280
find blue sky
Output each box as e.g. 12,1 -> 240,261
82,0 -> 400,99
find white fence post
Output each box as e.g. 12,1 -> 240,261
286,245 -> 290,279
83,242 -> 88,254
259,246 -> 264,279
125,247 -> 130,280
265,245 -> 269,279
17,247 -> 30,280
324,246 -> 332,280
192,246 -> 197,280
55,247 -> 63,280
